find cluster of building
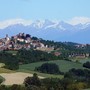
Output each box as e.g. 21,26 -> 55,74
0,33 -> 53,51
75,44 -> 90,49
69,53 -> 90,58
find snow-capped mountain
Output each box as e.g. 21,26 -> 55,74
0,19 -> 90,44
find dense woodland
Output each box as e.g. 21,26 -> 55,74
0,51 -> 19,70
17,49 -> 60,64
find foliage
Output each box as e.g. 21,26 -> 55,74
67,82 -> 87,90
0,76 -> 5,84
83,61 -> 90,69
31,37 -> 38,40
24,73 -> 41,87
19,60 -> 84,73
10,84 -> 26,90
23,73 -> 89,90
40,39 -> 90,59
0,73 -> 89,90
17,49 -> 58,64
0,68 -> 15,73
64,68 -> 90,82
0,84 -> 27,90
0,51 -> 19,70
42,78 -> 63,90
0,85 -> 8,90
35,63 -> 62,74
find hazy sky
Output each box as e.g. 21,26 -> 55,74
0,0 -> 90,21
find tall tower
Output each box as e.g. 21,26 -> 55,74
6,34 -> 10,41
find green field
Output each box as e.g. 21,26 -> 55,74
18,60 -> 86,78
79,59 -> 90,63
5,50 -> 18,55
19,60 -> 85,73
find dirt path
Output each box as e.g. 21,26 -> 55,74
0,72 -> 44,85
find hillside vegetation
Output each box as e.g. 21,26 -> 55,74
19,60 -> 85,73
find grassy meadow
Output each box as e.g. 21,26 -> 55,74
18,60 -> 86,78
19,60 -> 84,73
79,59 -> 90,63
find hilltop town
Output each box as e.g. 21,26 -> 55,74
0,33 -> 54,52
0,33 -> 90,59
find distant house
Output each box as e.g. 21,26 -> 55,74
0,40 -> 3,46
17,38 -> 24,42
54,52 -> 61,56
86,53 -> 89,57
40,43 -> 45,48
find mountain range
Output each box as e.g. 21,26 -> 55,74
0,19 -> 90,44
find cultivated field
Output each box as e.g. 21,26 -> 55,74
18,69 -> 64,79
0,72 -> 44,85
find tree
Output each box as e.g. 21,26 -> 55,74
42,78 -> 63,90
0,51 -> 19,70
67,82 -> 86,90
24,73 -> 41,87
83,61 -> 90,69
17,49 -> 58,64
35,63 -> 62,74
31,37 -> 38,40
0,85 -> 7,90
0,76 -> 5,84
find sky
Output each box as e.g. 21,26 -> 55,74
0,0 -> 90,21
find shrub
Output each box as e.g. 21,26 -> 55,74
83,61 -> 90,69
0,76 -> 5,84
24,73 -> 41,87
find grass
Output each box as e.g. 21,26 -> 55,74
79,59 -> 90,63
18,69 -> 63,79
0,63 -> 5,68
19,60 -> 84,73
70,57 -> 90,61
5,50 -> 18,55
0,63 -> 15,73
0,68 -> 15,73
18,60 -> 86,78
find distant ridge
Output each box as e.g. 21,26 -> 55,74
0,18 -> 90,43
